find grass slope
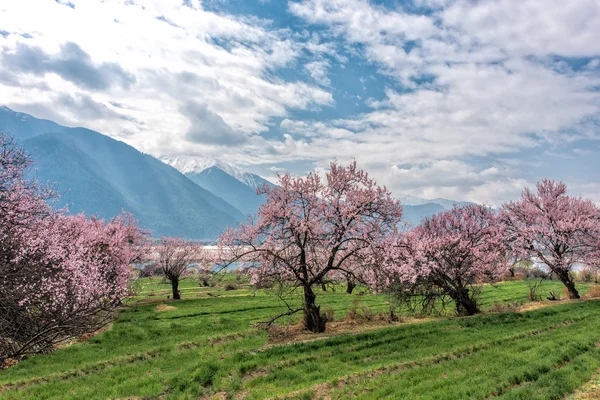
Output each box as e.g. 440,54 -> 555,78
1,279 -> 599,399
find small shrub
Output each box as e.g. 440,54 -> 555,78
389,306 -> 400,322
489,302 -> 520,313
346,297 -> 375,323
198,273 -> 212,287
511,266 -> 547,280
360,306 -> 375,321
569,271 -> 578,282
501,269 -> 514,281
346,297 -> 361,321
224,283 -> 238,291
253,279 -> 274,290
323,308 -> 335,322
585,286 -> 600,298
127,278 -> 143,297
578,268 -> 596,283
527,282 -> 544,302
235,272 -> 244,283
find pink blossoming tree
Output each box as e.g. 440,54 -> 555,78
500,180 -> 600,299
0,133 -> 149,361
381,205 -> 507,316
217,161 -> 403,332
155,237 -> 205,300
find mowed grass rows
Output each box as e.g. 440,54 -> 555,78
1,279 -> 600,399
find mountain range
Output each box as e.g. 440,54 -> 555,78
0,106 -> 244,239
399,195 -> 473,210
0,106 -> 472,239
399,196 -> 474,228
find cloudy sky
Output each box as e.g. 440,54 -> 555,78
1,0 -> 599,205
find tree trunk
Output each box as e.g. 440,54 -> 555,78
303,285 -> 326,333
171,278 -> 181,300
453,288 -> 479,316
346,278 -> 356,294
559,271 -> 580,299
321,282 -> 327,292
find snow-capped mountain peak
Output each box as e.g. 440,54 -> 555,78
161,155 -> 241,176
160,155 -> 267,190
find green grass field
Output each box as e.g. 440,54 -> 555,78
1,277 -> 600,399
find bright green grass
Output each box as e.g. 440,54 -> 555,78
1,278 -> 599,399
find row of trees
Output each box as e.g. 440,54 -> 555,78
217,162 -> 600,332
3,128 -> 599,359
0,134 -> 148,362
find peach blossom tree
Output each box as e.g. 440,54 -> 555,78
380,205 -> 507,315
500,180 -> 600,299
217,161 -> 403,332
155,237 -> 205,300
0,133 -> 149,361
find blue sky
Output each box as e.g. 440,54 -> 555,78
0,0 -> 599,204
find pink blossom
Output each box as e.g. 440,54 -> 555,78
217,161 -> 403,332
153,237 -> 205,300
1,133 -> 150,360
379,205 -> 507,315
500,179 -> 600,299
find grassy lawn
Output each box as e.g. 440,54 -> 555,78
1,278 -> 600,399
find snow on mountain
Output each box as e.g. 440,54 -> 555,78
161,155 -> 268,190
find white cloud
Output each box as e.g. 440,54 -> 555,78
0,0 -> 333,154
304,60 -> 331,86
442,0 -> 600,58
285,0 -> 600,201
1,0 -> 599,204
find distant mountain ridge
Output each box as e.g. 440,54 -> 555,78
400,194 -> 473,209
0,106 -> 244,240
399,195 -> 475,226
161,155 -> 274,216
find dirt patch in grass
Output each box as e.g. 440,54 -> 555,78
176,341 -> 199,351
156,304 -> 177,312
198,391 -> 227,400
517,298 -> 583,313
127,297 -> 172,306
207,332 -> 247,346
568,370 -> 600,399
241,367 -> 270,382
264,316 -> 437,346
76,324 -> 113,343
1,358 -> 19,370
